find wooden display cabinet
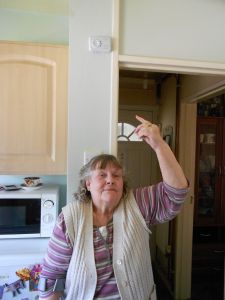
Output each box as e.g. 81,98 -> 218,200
192,116 -> 225,299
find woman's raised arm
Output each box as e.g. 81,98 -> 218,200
135,115 -> 188,189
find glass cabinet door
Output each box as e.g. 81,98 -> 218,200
195,117 -> 220,225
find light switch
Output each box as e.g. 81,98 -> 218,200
89,36 -> 112,53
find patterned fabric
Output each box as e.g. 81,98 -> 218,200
93,221 -> 120,299
39,182 -> 188,299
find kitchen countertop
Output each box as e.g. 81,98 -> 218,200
0,238 -> 49,265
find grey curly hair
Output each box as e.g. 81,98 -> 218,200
73,154 -> 130,202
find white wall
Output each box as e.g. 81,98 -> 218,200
120,0 -> 225,63
0,8 -> 68,44
67,0 -> 114,200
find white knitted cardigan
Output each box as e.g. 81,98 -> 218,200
62,191 -> 157,300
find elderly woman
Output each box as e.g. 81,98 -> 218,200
39,115 -> 188,300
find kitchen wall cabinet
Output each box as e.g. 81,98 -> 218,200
0,41 -> 68,174
192,116 -> 225,299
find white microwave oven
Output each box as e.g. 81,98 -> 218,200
0,185 -> 59,239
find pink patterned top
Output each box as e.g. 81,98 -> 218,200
39,182 -> 188,299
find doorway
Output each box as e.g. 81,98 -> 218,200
116,64 -> 225,299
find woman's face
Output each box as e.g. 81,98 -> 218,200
86,163 -> 124,210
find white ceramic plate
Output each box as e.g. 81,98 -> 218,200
20,183 -> 43,191
1,185 -> 21,191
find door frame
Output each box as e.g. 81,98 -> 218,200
112,56 -> 225,300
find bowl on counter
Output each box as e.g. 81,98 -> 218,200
24,177 -> 41,187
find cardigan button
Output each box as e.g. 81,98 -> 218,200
117,259 -> 122,265
123,281 -> 128,287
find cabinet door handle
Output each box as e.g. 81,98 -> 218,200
216,166 -> 221,177
213,250 -> 225,253
199,233 -> 211,237
213,267 -> 223,271
220,165 -> 224,176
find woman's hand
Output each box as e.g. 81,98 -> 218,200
135,115 -> 188,189
134,115 -> 163,150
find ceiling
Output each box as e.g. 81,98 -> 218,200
120,69 -> 170,82
119,69 -> 172,91
0,0 -> 68,15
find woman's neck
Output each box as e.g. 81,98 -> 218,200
92,206 -> 113,226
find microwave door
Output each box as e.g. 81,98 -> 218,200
0,198 -> 41,237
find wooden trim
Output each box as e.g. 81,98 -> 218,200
119,54 -> 225,75
109,0 -> 120,156
0,40 -> 68,48
175,103 -> 197,299
119,104 -> 158,111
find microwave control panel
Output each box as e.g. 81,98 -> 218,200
41,194 -> 59,237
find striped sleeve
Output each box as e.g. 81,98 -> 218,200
39,212 -> 73,298
133,181 -> 189,226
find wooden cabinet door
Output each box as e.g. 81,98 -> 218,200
0,41 -> 68,174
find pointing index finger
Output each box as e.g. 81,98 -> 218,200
136,115 -> 147,124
